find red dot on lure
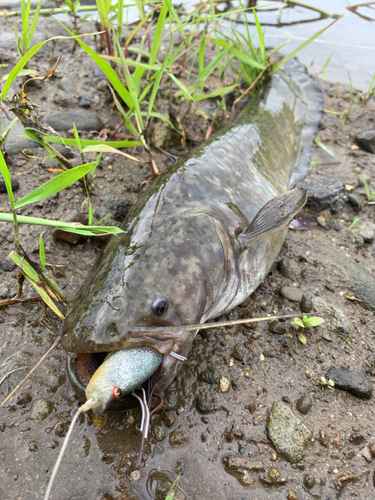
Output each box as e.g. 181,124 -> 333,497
112,386 -> 122,399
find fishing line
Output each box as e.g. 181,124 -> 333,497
44,398 -> 97,500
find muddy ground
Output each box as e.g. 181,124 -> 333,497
1,12 -> 375,500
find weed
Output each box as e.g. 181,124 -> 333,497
349,217 -> 360,229
360,176 -> 375,204
290,315 -> 325,345
317,376 -> 335,390
15,0 -> 43,57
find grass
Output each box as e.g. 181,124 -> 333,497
360,176 -> 375,204
0,2 -> 340,316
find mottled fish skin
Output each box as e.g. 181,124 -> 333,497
62,60 -> 323,395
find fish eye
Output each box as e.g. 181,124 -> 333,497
112,386 -> 122,399
151,298 -> 168,317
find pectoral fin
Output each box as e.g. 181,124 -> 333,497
238,187 -> 307,252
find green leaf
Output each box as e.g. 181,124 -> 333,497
0,68 -> 37,83
292,317 -> 304,329
0,213 -> 124,236
42,136 -> 141,148
314,139 -> 338,160
73,122 -> 83,154
298,332 -> 307,345
149,0 -> 168,67
193,85 -> 236,102
212,38 -> 265,70
165,475 -> 180,500
0,149 -> 15,209
27,0 -> 43,49
39,233 -> 45,272
14,161 -> 97,209
303,317 -> 325,327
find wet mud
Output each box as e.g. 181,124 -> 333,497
1,13 -> 375,500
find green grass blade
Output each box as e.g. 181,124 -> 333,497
73,123 -> 83,154
167,72 -> 193,101
193,85 -> 236,101
314,139 -> 338,160
212,38 -> 265,70
14,161 -> 97,209
108,86 -> 139,138
39,233 -> 45,271
253,10 -> 265,63
42,136 -> 141,148
0,213 -> 124,235
117,0 -> 124,38
148,44 -> 174,116
271,17 -> 342,74
82,144 -> 141,162
165,476 -> 180,500
0,149 -> 15,209
0,68 -> 37,83
1,117 -> 18,147
149,0 -> 168,67
27,0 -> 43,48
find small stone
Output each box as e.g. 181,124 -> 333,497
301,267 -> 318,280
44,111 -> 104,132
287,491 -> 298,500
28,441 -> 38,452
223,456 -> 266,471
316,209 -> 332,230
355,128 -> 375,154
220,376 -> 230,393
79,94 -> 91,108
57,76 -> 77,93
0,260 -> 15,272
370,443 -> 375,457
195,395 -> 222,414
348,432 -> 366,445
295,394 -> 313,415
280,286 -> 302,303
269,320 -> 288,335
357,162 -> 366,169
0,175 -> 19,193
130,470 -> 140,481
0,286 -> 10,300
198,367 -> 220,385
347,193 -> 363,212
169,430 -> 189,447
268,467 -> 281,483
239,471 -> 254,487
267,401 -> 312,463
326,366 -> 372,399
319,428 -> 329,447
331,221 -> 341,231
30,399 -> 53,421
312,297 -> 354,339
231,348 -> 243,361
358,222 -> 375,243
300,295 -> 313,313
152,121 -> 170,148
303,474 -> 315,489
162,412 -> 175,428
302,177 -> 346,213
361,446 -> 372,463
252,331 -> 261,339
153,425 -> 166,442
277,257 -> 293,278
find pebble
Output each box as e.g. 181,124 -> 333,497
223,456 -> 266,471
0,286 -> 10,300
348,432 -> 366,445
280,286 -> 302,303
79,94 -> 91,108
231,347 -> 243,361
195,395 -> 222,414
299,295 -> 313,313
303,474 -> 315,489
153,425 -> 166,442
220,376 -> 230,393
326,366 -> 372,399
269,320 -> 288,335
370,443 -> 375,457
301,266 -> 318,280
312,297 -> 354,339
162,412 -> 175,428
268,467 -> 281,483
0,175 -> 19,193
277,257 -> 293,278
302,177 -> 346,213
0,260 -> 16,272
57,76 -> 77,93
267,401 -> 312,463
316,209 -> 332,230
355,128 -> 375,154
198,367 -> 221,385
357,222 -> 375,243
361,446 -> 372,463
169,430 -> 189,447
331,221 -> 341,231
347,193 -> 363,212
295,394 -> 313,415
30,399 -> 53,421
152,121 -> 170,148
44,111 -> 104,132
287,491 -> 298,500
319,428 -> 329,447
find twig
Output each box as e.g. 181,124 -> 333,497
0,296 -> 42,308
133,313 -> 312,336
0,337 -> 61,409
346,1 -> 375,8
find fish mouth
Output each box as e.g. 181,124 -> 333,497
66,351 -> 163,412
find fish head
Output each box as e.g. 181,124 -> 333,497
62,209 -> 225,404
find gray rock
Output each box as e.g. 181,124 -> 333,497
0,286 -> 10,300
0,260 -> 15,272
5,121 -> 41,155
153,425 -> 166,442
79,94 -> 91,108
30,399 -> 54,421
198,367 -> 221,384
355,128 -> 375,154
295,394 -> 313,415
301,266 -> 318,280
311,243 -> 375,313
0,175 -> 19,193
312,297 -> 354,339
280,286 -> 302,303
277,257 -> 293,278
267,401 -> 312,463
316,209 -> 332,230
269,320 -> 288,335
302,178 -> 346,213
169,430 -> 189,447
162,412 -> 174,428
347,193 -> 363,212
44,111 -> 104,132
57,77 -> 77,93
300,295 -> 313,313
195,394 -> 222,414
357,222 -> 375,243
361,447 -> 373,463
326,366 -> 372,399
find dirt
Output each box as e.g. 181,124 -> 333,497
1,12 -> 375,500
